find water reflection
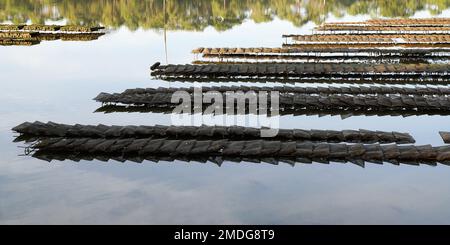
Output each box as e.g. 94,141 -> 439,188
0,24 -> 105,46
1,0 -> 449,30
2,1 -> 450,225
25,151 -> 450,168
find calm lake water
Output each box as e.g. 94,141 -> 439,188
1,0 -> 450,224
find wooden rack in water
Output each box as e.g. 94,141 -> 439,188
42,33 -> 105,41
192,48 -> 450,64
154,76 -> 450,85
313,19 -> 450,33
16,122 -> 450,167
322,18 -> 450,27
198,54 -> 450,61
282,43 -> 450,49
287,34 -> 450,43
193,47 -> 450,55
0,33 -> 105,46
316,26 -> 450,32
12,122 -> 450,166
94,104 -> 450,118
0,32 -> 104,41
93,86 -> 450,116
94,89 -> 450,112
191,59 -> 443,65
194,47 -> 450,64
13,122 -> 415,144
0,31 -> 38,39
0,24 -> 104,32
150,62 -> 450,79
27,150 -> 450,167
0,39 -> 40,46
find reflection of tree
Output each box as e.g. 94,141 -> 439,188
347,0 -> 450,17
0,0 -> 449,31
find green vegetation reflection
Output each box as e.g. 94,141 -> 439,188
0,0 -> 449,31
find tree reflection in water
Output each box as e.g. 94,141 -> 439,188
0,0 -> 449,31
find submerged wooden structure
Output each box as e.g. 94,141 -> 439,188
0,24 -> 104,32
0,39 -> 40,46
288,34 -> 450,43
153,77 -> 450,85
193,47 -> 450,55
0,24 -> 105,46
15,122 -> 450,167
325,18 -> 450,26
12,122 -> 450,166
102,86 -> 450,96
193,47 -> 450,64
440,132 -> 450,144
282,43 -> 450,49
192,18 -> 450,64
27,151 -> 450,167
315,26 -> 450,32
22,140 -> 450,167
150,62 -> 450,79
0,31 -> 38,39
94,104 -> 450,118
92,85 -> 450,117
94,89 -> 450,113
314,19 -> 450,33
